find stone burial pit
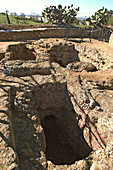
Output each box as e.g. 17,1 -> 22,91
31,82 -> 92,165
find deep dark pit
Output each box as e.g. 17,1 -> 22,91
33,82 -> 92,165
41,114 -> 77,165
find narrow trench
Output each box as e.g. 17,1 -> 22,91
34,82 -> 92,165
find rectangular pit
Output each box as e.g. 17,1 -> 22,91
32,82 -> 92,165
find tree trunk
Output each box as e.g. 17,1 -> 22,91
6,14 -> 11,24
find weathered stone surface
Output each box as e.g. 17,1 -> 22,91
31,82 -> 92,165
90,161 -> 109,170
75,43 -> 113,70
0,52 -> 5,60
33,40 -> 80,66
0,28 -> 97,41
67,61 -> 97,72
81,70 -> 113,90
5,43 -> 36,60
2,60 -> 51,76
48,43 -> 79,67
0,38 -> 113,170
109,33 -> 113,46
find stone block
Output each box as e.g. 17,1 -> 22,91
109,33 -> 113,46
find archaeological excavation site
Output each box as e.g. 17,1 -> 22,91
0,26 -> 113,170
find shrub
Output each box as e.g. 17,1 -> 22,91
86,7 -> 111,27
108,16 -> 113,26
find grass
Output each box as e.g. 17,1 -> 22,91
0,13 -> 7,24
72,24 -> 93,28
0,13 -> 38,25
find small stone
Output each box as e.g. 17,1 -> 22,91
95,106 -> 102,111
90,161 -> 109,170
89,99 -> 95,109
31,115 -> 38,121
7,163 -> 18,170
109,33 -> 113,46
96,150 -> 101,155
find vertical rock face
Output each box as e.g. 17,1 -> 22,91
6,87 -> 47,170
0,38 -> 113,170
109,33 -> 113,46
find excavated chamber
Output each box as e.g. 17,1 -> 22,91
32,82 -> 92,165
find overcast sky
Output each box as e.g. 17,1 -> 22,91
0,0 -> 113,17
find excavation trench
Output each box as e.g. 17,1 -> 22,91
33,82 -> 92,165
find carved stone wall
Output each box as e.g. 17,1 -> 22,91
0,28 -> 101,41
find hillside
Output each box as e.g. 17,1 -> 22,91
0,13 -> 39,25
0,12 -> 113,27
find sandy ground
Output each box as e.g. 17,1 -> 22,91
0,38 -> 113,53
0,40 -> 31,52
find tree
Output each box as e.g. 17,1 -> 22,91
30,11 -> 39,22
85,7 -> 112,28
13,12 -> 17,16
41,17 -> 43,23
10,12 -> 13,16
109,10 -> 113,16
85,7 -> 112,42
20,12 -> 26,18
5,10 -> 11,24
42,4 -> 80,41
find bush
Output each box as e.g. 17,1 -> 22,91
108,16 -> 113,26
42,4 -> 79,25
86,7 -> 111,27
42,4 -> 80,41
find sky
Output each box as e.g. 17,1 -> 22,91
0,0 -> 113,17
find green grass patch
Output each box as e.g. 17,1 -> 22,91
72,23 -> 93,28
0,13 -> 38,25
0,13 -> 7,24
108,16 -> 113,26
